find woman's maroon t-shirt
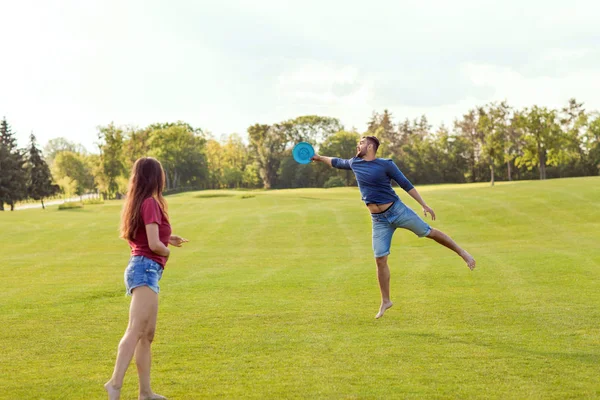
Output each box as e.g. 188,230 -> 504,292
129,197 -> 172,267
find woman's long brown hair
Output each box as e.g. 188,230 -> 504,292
120,157 -> 168,241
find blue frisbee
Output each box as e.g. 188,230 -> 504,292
292,142 -> 315,164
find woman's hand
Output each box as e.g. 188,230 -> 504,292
169,235 -> 189,247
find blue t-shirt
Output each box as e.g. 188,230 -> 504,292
331,157 -> 414,204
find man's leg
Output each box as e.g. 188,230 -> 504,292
375,255 -> 394,319
426,228 -> 476,270
372,215 -> 396,319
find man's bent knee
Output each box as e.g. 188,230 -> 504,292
426,228 -> 438,238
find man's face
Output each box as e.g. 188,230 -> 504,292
356,138 -> 368,158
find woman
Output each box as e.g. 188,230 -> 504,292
105,157 -> 188,400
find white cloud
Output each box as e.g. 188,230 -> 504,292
276,61 -> 373,107
463,59 -> 600,112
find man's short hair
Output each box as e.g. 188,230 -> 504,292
363,136 -> 380,152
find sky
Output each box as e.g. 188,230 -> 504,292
1,0 -> 600,152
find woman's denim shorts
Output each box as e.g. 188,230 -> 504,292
124,255 -> 164,296
371,202 -> 432,258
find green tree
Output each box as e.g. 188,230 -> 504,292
558,98 -> 589,176
123,127 -> 152,170
584,112 -> 600,175
318,130 -> 361,186
56,176 -> 77,198
477,102 -> 510,186
399,134 -> 437,184
280,115 -> 343,145
394,116 -> 434,177
516,106 -> 563,180
52,151 -> 95,198
454,110 -> 485,183
205,138 -> 224,189
27,133 -> 59,209
97,124 -> 126,198
0,117 -> 27,210
277,153 -> 315,189
242,164 -> 261,188
247,124 -> 287,189
43,137 -> 87,166
429,125 -> 469,184
148,124 -> 207,190
0,143 -> 11,210
367,110 -> 397,154
221,134 -> 251,188
504,112 -> 525,181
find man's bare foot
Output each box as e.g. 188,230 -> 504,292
104,381 -> 121,400
461,251 -> 476,270
375,301 -> 393,319
139,393 -> 167,400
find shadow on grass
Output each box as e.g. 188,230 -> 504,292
406,331 -> 600,365
194,194 -> 236,199
56,207 -> 89,212
58,288 -> 122,306
297,196 -> 337,201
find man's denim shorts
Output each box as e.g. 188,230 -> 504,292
371,201 -> 432,258
124,255 -> 164,296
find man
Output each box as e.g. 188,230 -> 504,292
311,136 -> 476,319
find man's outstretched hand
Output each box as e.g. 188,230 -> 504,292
423,205 -> 436,221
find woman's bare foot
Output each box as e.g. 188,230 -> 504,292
139,393 -> 167,400
104,381 -> 121,400
375,301 -> 393,319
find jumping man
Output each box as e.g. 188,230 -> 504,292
311,136 -> 476,319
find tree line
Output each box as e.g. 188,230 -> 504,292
0,118 -> 58,210
1,98 -> 599,210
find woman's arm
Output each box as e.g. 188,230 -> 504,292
145,223 -> 170,257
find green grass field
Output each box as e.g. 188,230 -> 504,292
1,177 -> 599,399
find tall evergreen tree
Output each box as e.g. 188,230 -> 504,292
0,143 -> 10,210
367,111 -> 380,133
367,109 -> 397,154
0,117 -> 18,149
27,133 -> 59,209
0,117 -> 27,210
454,110 -> 485,183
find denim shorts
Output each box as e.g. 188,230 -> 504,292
124,255 -> 164,296
371,202 -> 432,258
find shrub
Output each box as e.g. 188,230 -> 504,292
83,198 -> 104,205
58,202 -> 84,210
323,176 -> 345,188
